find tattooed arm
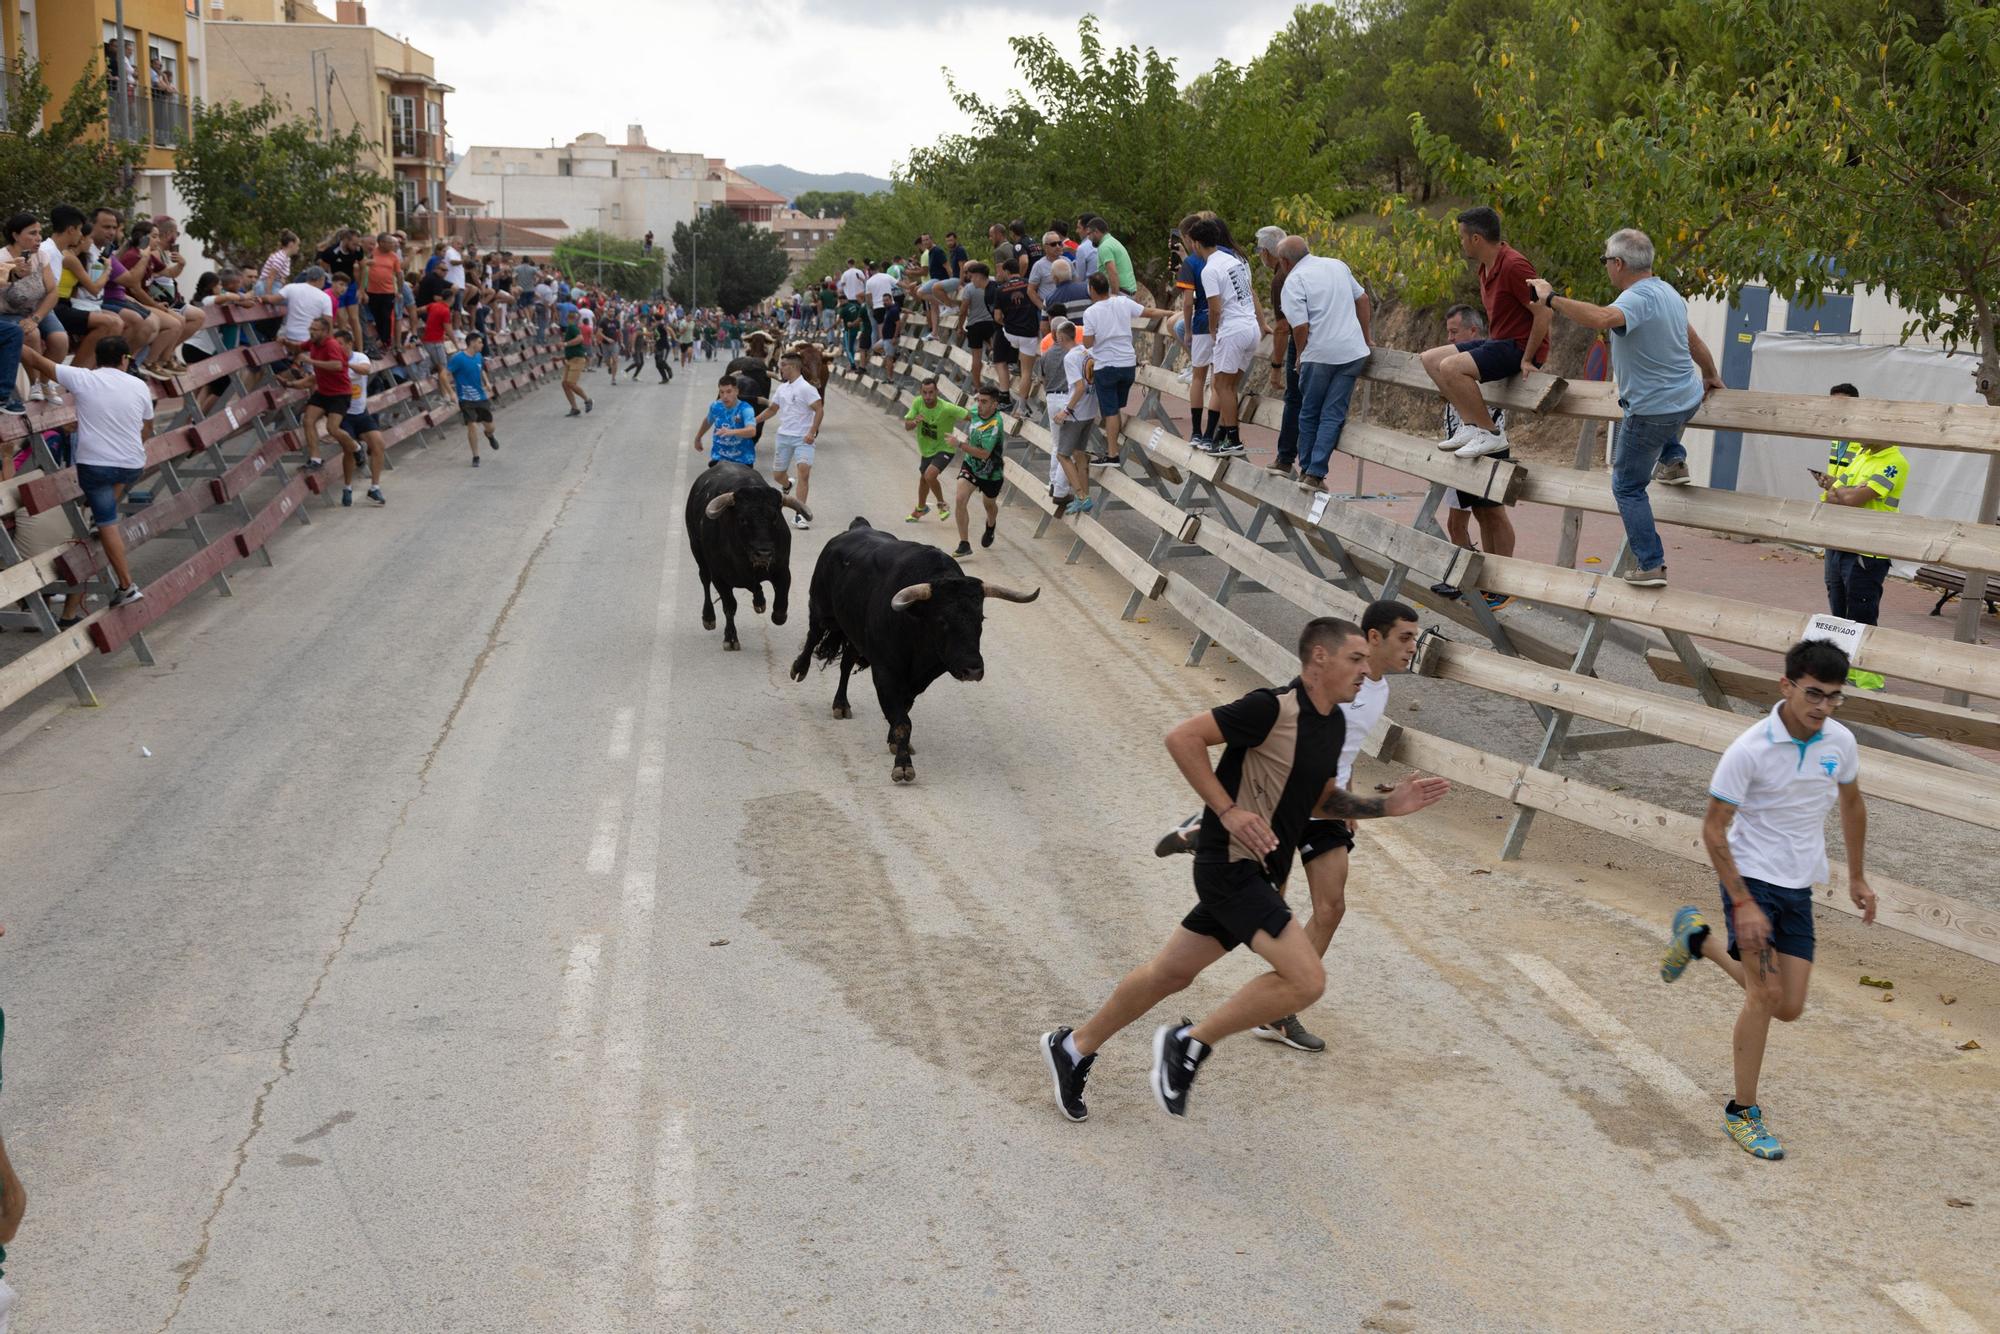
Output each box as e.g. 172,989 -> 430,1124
1314,774 -> 1449,821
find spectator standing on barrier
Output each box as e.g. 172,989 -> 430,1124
1811,383 -> 1906,691
817,279 -> 840,338
916,232 -> 957,336
902,376 -> 969,523
365,234 -> 401,352
1085,216 -> 1136,296
693,374 -> 758,467
317,227 -> 367,348
448,333 -> 500,466
419,290 -> 455,378
291,314 -> 362,477
764,352 -> 823,528
1434,305 -> 1518,608
1038,318 -> 1080,509
1080,274 -> 1177,470
1280,234 -> 1374,492
1040,618 -> 1450,1122
989,256 -> 1041,410
20,335 -> 150,606
1259,225 -> 1307,476
1174,213 -> 1216,450
559,307 -> 593,416
1188,217 -> 1261,460
1658,638 -> 1876,1162
1071,216 -> 1099,287
950,384 -> 1008,557
1048,317 -> 1099,514
1419,206 -> 1552,460
955,261 -> 1001,398
1028,232 -> 1064,313
254,229 -> 299,298
333,327 -> 387,507
1528,227 -> 1722,589
1041,258 -> 1089,329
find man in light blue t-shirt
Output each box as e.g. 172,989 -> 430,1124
447,334 -> 500,465
1529,228 -> 1721,589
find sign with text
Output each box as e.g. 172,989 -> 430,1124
1801,612 -> 1868,664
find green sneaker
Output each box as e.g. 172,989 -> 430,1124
1660,906 -> 1708,983
1724,1105 -> 1784,1159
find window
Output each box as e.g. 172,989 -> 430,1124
389,94 -> 416,154
18,2 -> 37,62
425,100 -> 440,137
427,179 -> 441,214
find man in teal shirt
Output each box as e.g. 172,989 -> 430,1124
1086,216 -> 1138,295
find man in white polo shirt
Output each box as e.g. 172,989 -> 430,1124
1658,637 -> 1876,1161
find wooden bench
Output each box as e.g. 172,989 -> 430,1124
1914,565 -> 1999,618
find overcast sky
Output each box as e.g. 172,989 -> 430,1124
361,1 -> 1303,180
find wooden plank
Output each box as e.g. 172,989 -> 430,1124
1071,513 -> 1168,601
0,545 -> 75,609
1378,723 -> 2000,966
1475,553 -> 2000,703
1362,345 -> 2000,460
235,474 -> 310,558
55,470 -> 228,584
1516,465 -> 2000,574
168,347 -> 252,393
0,615 -> 99,712
1644,647 -> 2000,753
89,526 -> 244,653
1159,572 -> 1298,683
0,469 -> 43,519
210,433 -> 293,502
1222,451 -> 1480,587
1336,424 -> 1525,505
1424,640 -> 2000,833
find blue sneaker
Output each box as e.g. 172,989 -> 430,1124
1724,1105 -> 1784,1159
1660,906 -> 1708,983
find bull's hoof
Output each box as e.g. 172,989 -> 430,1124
789,662 -> 810,682
752,598 -> 767,614
831,704 -> 852,719
772,609 -> 787,626
702,613 -> 716,630
724,639 -> 741,652
891,764 -> 915,784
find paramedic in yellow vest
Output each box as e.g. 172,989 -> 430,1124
1824,382 -> 1862,473
1810,384 -> 1907,691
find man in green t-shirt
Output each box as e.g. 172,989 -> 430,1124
903,376 -> 970,523
838,298 -> 870,370
817,283 -> 840,336
560,317 -> 593,417
951,383 -> 1009,558
1086,216 -> 1138,295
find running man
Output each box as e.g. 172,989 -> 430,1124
950,384 -> 1007,558
292,314 -> 361,477
902,376 -> 968,524
1042,618 -> 1450,1120
448,333 -> 500,465
1154,600 -> 1421,1051
692,375 -> 758,467
1658,637 -> 1875,1161
333,328 -> 387,507
560,310 -> 593,417
762,351 -> 823,529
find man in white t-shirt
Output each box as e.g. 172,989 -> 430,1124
278,267 -> 334,349
1659,637 -> 1875,1162
334,328 -> 386,507
1187,217 -> 1261,458
1278,235 -> 1375,489
1153,600 -> 1420,1051
1078,273 -> 1175,469
759,351 -> 824,527
837,259 -> 866,303
443,240 -> 466,292
22,336 -> 152,606
1047,318 -> 1099,514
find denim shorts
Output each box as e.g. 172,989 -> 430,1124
1720,876 -> 1816,963
76,462 -> 144,526
1092,363 -> 1137,417
773,433 -> 813,471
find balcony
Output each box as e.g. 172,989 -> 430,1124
391,129 -> 444,163
103,79 -> 188,150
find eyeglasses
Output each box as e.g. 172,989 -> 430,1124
1601,255 -> 1619,264
1799,686 -> 1845,706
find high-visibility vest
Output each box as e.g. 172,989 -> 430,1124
1826,438 -> 1862,470
1822,442 -> 1909,560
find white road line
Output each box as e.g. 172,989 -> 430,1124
1881,1282 -> 1990,1334
651,1113 -> 693,1312
584,793 -> 623,875
555,934 -> 603,1052
607,706 -> 635,759
1507,952 -> 1708,1110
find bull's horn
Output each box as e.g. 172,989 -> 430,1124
704,492 -> 738,518
981,582 -> 1041,604
782,496 -> 814,521
890,582 -> 933,610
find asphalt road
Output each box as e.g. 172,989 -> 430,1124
1,364 -> 1993,1333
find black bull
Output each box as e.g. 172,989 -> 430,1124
686,462 -> 811,650
789,519 -> 1038,783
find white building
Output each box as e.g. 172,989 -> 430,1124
447,125 -> 786,250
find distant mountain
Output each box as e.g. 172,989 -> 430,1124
737,165 -> 892,202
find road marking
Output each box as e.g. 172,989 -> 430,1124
1507,952 -> 1708,1110
607,706 -> 635,759
1881,1281 -> 1988,1334
584,793 -> 623,875
651,1113 -> 693,1311
556,934 -> 603,1051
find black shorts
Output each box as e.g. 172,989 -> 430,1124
959,467 -> 1003,498
1454,445 -> 1513,509
459,401 -> 494,425
966,320 -> 999,351
308,391 -> 351,416
921,451 -> 955,474
1455,337 -> 1525,383
988,329 -> 1019,366
344,410 -> 379,435
54,303 -> 98,339
1183,860 -> 1293,952
1298,819 -> 1356,865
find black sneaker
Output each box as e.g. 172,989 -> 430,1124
487,434 -> 499,450
585,398 -> 593,413
980,523 -> 996,549
1153,812 -> 1201,857
368,487 -> 386,506
1040,1027 -> 1096,1122
472,455 -> 481,468
1087,451 -> 1112,465
566,407 -> 581,418
341,487 -> 353,507
1187,433 -> 1211,450
109,584 -> 145,609
1151,1020 -> 1210,1118
1252,1014 -> 1327,1053
1211,434 -> 1249,458
953,540 -> 973,558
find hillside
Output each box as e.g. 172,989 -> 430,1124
736,164 -> 891,201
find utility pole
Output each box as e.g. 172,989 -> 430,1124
589,205 -> 606,288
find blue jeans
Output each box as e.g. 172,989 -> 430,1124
0,315 -> 23,407
1274,340 -> 1302,468
1295,355 -> 1370,480
1611,409 -> 1695,570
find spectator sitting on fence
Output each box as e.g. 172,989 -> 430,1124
1434,304 -> 1518,608
1418,205 -> 1552,460
1810,382 -> 1906,691
111,217 -> 196,379
18,335 -> 149,608
142,215 -> 211,377
50,204 -> 120,386
1529,227 -> 1722,589
1280,233 -> 1374,492
254,229 -> 299,299
0,215 -> 51,417
7,210 -> 69,407
89,209 -> 162,376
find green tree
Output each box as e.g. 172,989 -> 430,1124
0,53 -> 142,219
172,95 -> 392,268
666,210 -> 790,312
792,189 -> 867,219
553,228 -> 663,299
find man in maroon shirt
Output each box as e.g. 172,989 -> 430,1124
1418,206 -> 1553,459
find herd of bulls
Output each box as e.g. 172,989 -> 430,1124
684,354 -> 1039,783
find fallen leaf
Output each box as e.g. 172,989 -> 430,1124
1940,994 -> 1957,1005
1859,975 -> 1894,989
709,938 -> 730,947
1470,869 -> 1491,876
1407,703 -> 1421,713
1584,556 -> 1601,564
1136,616 -> 1150,623
1959,1039 -> 1982,1051
1881,993 -> 1894,1002
1946,1198 -> 1974,1208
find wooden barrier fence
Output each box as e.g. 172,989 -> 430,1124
1,300 -> 562,714
814,317 -> 2000,968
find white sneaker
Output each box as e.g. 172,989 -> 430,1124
1455,428 -> 1511,458
1437,423 -> 1479,451
26,383 -> 43,403
791,512 -> 810,530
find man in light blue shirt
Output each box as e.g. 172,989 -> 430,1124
1530,228 -> 1721,588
